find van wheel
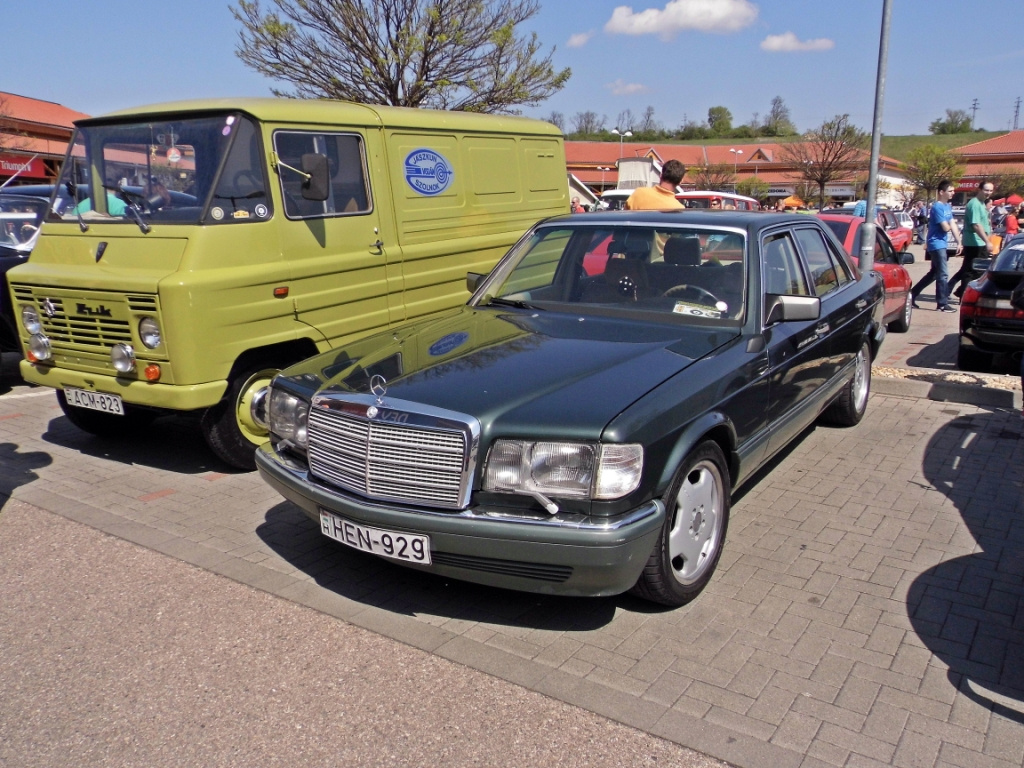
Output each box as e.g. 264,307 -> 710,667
630,441 -> 730,607
56,390 -> 157,437
822,341 -> 871,426
201,364 -> 279,470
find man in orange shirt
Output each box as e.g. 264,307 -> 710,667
625,160 -> 686,210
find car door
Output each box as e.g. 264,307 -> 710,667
761,229 -> 834,455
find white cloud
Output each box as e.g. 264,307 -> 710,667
605,0 -> 758,39
567,31 -> 594,48
760,31 -> 834,52
608,79 -> 649,96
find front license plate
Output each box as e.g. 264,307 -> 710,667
63,387 -> 124,415
319,510 -> 431,565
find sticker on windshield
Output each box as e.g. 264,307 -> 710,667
672,302 -> 724,319
404,149 -> 454,196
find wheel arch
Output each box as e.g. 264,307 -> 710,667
222,338 -> 321,394
654,413 -> 739,497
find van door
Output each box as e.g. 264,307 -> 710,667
273,129 -> 396,348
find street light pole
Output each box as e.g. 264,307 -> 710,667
611,128 -> 633,158
598,166 -> 611,190
729,148 -> 743,175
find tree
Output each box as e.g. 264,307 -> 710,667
779,114 -> 869,210
929,109 -> 972,135
898,145 -> 966,200
615,109 -> 636,133
736,176 -> 770,201
231,0 -> 571,113
707,106 -> 733,136
690,163 -> 735,191
763,96 -> 796,136
544,111 -> 565,132
569,111 -> 605,136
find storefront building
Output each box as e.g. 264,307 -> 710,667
0,91 -> 87,187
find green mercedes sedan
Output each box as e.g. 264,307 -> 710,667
256,211 -> 885,606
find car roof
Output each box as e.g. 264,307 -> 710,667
540,210 -> 816,236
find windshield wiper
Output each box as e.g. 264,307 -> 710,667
484,296 -> 541,310
102,184 -> 150,233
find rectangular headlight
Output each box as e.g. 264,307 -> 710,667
268,387 -> 310,450
483,440 -> 643,500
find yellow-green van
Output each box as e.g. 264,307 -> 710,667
9,98 -> 567,468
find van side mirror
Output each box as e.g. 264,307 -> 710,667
300,153 -> 330,201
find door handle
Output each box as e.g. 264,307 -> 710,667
815,323 -> 830,336
855,299 -> 867,310
370,239 -> 384,253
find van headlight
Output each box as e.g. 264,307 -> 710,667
268,387 -> 310,450
21,305 -> 41,334
483,440 -> 643,500
139,317 -> 161,349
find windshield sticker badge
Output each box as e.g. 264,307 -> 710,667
404,149 -> 453,196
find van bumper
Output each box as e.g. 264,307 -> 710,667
19,360 -> 229,412
255,443 -> 665,598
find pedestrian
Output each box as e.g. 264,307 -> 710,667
624,159 -> 685,210
910,179 -> 962,313
948,181 -> 995,301
570,196 -> 584,214
912,199 -> 929,244
852,184 -> 868,217
1004,203 -> 1019,239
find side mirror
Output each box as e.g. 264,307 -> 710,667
466,272 -> 484,293
765,294 -> 820,325
300,153 -> 330,201
898,251 -> 913,265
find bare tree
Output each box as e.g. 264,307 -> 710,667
637,106 -> 659,134
232,0 -> 571,113
544,111 -> 565,132
570,111 -> 605,136
764,96 -> 796,136
615,109 -> 636,133
779,114 -> 869,209
690,163 -> 735,191
0,95 -> 27,151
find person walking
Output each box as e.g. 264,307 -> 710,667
949,182 -> 996,301
624,160 -> 685,211
911,180 -> 962,313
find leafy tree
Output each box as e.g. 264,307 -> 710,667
690,163 -> 735,191
707,106 -> 733,135
736,176 -> 770,201
675,116 -> 708,141
898,145 -> 966,200
569,111 -> 605,137
763,96 -> 796,136
929,109 -> 973,135
231,0 -> 571,113
779,114 -> 869,210
994,169 -> 1024,198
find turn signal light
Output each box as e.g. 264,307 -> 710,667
144,364 -> 162,381
273,286 -> 289,298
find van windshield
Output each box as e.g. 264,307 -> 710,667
53,112 -> 270,226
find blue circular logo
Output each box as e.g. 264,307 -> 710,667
404,148 -> 454,196
429,332 -> 469,357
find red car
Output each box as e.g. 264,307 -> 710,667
818,213 -> 913,332
876,208 -> 912,256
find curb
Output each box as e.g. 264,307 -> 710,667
872,374 -> 1021,409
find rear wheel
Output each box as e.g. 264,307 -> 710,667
823,341 -> 871,426
56,390 -> 157,437
889,292 -> 912,333
201,364 -> 279,470
631,441 -> 730,607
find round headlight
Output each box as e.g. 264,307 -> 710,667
111,343 -> 136,373
28,333 -> 51,361
21,305 -> 41,334
139,317 -> 161,349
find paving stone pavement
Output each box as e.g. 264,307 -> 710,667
1,346 -> 1022,768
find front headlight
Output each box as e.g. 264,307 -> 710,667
483,440 -> 643,500
268,387 -> 310,450
21,305 -> 41,334
139,317 -> 161,349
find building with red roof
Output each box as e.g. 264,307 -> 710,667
0,91 -> 88,186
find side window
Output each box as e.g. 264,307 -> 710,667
795,227 -> 846,296
762,232 -> 810,297
273,131 -> 371,220
207,117 -> 270,224
875,231 -> 897,264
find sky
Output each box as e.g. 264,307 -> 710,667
5,1 -> 1024,137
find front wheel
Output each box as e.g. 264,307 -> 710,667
56,390 -> 157,437
889,292 -> 912,333
201,364 -> 280,470
631,441 -> 730,607
822,341 -> 871,426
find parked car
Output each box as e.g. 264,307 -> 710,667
256,211 -> 885,607
818,213 -> 914,332
895,210 -> 914,232
675,190 -> 759,211
957,233 -> 1024,371
0,192 -> 49,351
876,209 -> 912,256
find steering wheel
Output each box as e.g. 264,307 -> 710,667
663,284 -> 720,306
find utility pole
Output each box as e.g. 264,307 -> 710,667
1014,97 -> 1020,130
971,98 -> 979,126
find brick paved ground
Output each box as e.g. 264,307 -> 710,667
1,364 -> 1021,767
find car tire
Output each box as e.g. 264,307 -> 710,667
822,341 -> 871,426
201,363 -> 280,470
889,293 -> 912,333
957,344 -> 991,373
56,390 -> 157,437
630,441 -> 730,607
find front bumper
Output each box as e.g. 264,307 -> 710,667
255,444 -> 665,598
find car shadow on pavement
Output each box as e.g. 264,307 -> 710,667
0,441 -> 52,501
256,501 -> 621,631
40,413 -> 235,476
907,409 -> 1024,723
